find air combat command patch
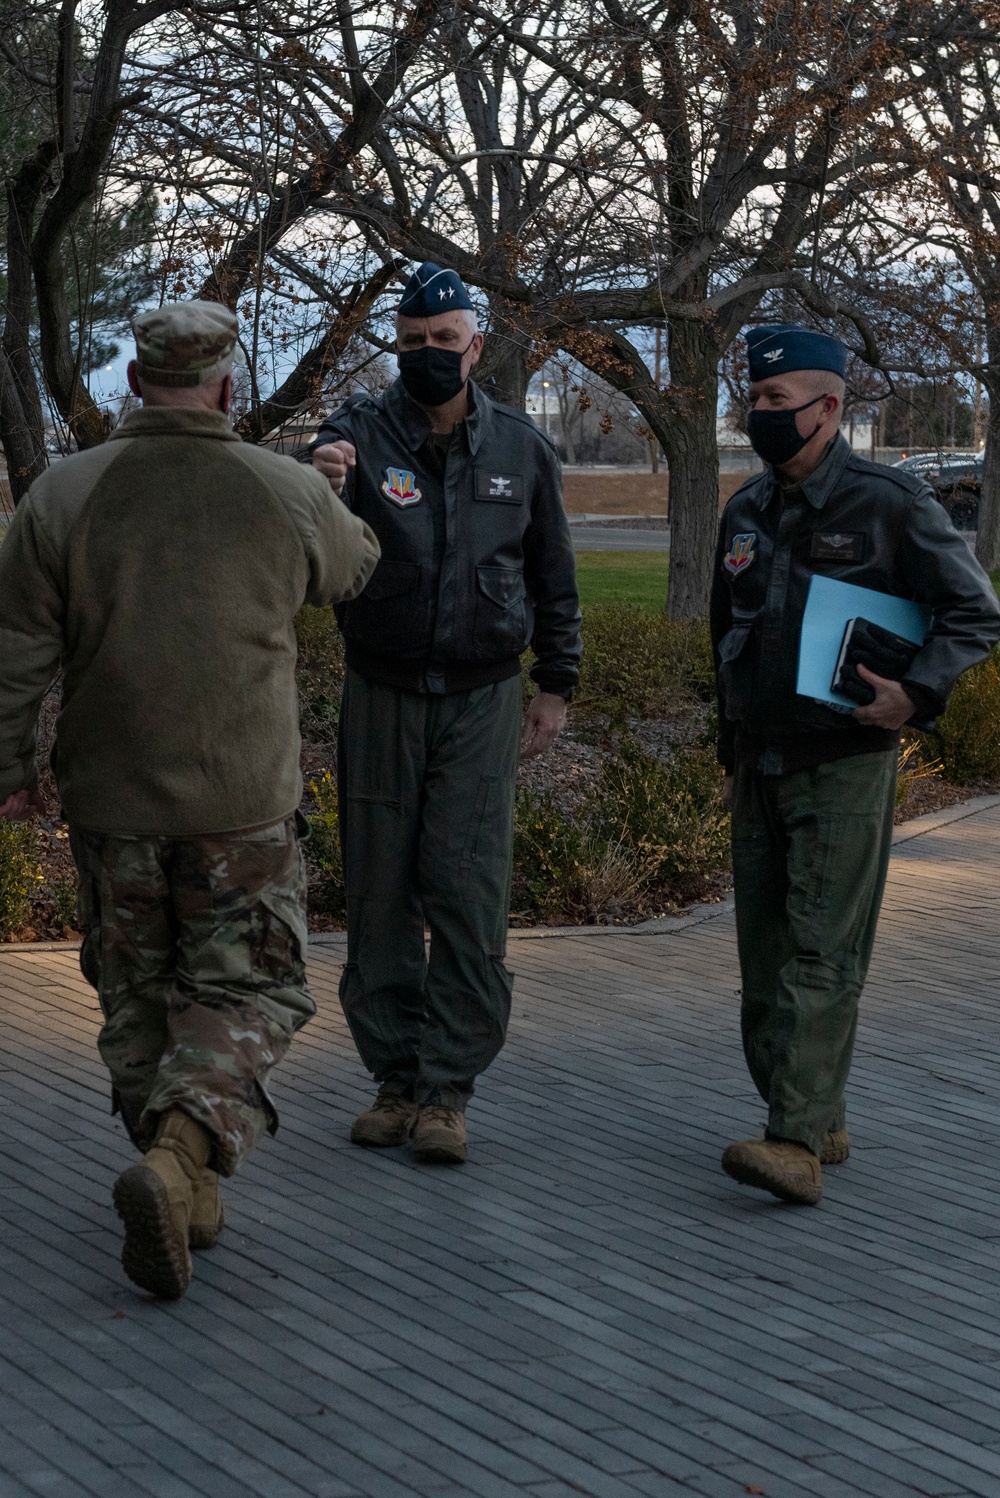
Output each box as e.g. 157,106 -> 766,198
723,532 -> 758,576
381,467 -> 423,506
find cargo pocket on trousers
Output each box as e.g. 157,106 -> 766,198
797,814 -> 844,930
461,777 -> 497,867
255,889 -> 313,1020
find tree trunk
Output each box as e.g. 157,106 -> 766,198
658,318 -> 720,618
1,147 -> 57,501
0,346 -> 46,505
976,372 -> 1000,573
476,298 -> 531,408
560,319 -> 720,616
553,379 -> 576,464
32,240 -> 108,450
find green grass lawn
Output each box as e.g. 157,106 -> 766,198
575,550 -> 669,612
576,559 -> 1000,615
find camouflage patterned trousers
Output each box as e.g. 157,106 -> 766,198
71,816 -> 315,1176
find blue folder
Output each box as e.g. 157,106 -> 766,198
797,575 -> 932,710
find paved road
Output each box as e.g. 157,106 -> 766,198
2,800 -> 1000,1496
570,524 -> 671,552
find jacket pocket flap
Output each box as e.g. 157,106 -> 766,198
476,566 -> 523,608
477,566 -> 525,609
718,625 -> 751,663
361,559 -> 420,601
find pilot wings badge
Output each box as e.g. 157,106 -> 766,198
723,532 -> 757,576
381,467 -> 422,507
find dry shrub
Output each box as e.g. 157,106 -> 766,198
595,737 -> 730,884
896,736 -> 941,807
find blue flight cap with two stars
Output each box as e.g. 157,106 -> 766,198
398,261 -> 475,317
746,323 -> 848,382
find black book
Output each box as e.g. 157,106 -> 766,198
831,617 -> 922,707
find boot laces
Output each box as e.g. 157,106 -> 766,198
420,1104 -> 462,1126
372,1090 -> 413,1114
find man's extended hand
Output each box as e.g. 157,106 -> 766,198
0,788 -> 46,822
852,664 -> 916,730
722,774 -> 734,808
520,692 -> 568,760
312,440 -> 356,496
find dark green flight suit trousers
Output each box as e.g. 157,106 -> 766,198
337,667 -> 522,1108
731,749 -> 897,1157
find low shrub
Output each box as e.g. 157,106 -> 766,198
576,604 -> 714,723
512,739 -> 731,924
51,874 -> 79,929
926,650 -> 1000,784
306,770 -> 346,917
296,604 -> 341,664
512,789 -> 590,922
296,606 -> 345,744
0,822 -> 43,940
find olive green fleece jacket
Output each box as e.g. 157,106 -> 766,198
0,407 -> 380,835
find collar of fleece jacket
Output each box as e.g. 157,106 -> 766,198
108,408 -> 240,443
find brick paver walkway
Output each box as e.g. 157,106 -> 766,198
1,802 -> 999,1498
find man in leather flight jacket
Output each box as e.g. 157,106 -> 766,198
310,263 -> 581,1165
712,323 -> 1000,1207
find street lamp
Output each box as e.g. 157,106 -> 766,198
542,380 -> 550,438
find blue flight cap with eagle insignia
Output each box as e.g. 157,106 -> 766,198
746,323 -> 848,382
398,261 -> 475,316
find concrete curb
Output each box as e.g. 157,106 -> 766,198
311,788 -> 1000,948
6,791 -> 999,955
889,791 -> 1000,846
306,897 -> 740,950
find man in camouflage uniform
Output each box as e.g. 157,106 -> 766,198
0,302 -> 378,1297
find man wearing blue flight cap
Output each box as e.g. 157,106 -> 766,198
310,263 -> 581,1165
712,322 -> 1000,1206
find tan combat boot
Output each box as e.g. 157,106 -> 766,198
350,1085 -> 418,1148
112,1109 -> 212,1298
188,1168 -> 225,1250
721,1137 -> 823,1205
411,1104 -> 468,1165
821,1128 -> 850,1165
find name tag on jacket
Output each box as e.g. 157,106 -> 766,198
476,472 -> 523,503
810,530 -> 865,563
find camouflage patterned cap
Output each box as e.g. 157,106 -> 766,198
132,301 -> 240,387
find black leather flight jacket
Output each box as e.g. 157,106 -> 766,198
311,380 -> 582,697
711,434 -> 1000,774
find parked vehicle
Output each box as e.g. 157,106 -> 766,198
893,450 -> 978,473
889,451 -> 982,529
931,455 -> 982,531
893,452 -> 945,474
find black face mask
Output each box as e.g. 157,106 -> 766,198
746,394 -> 826,467
398,338 -> 474,407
